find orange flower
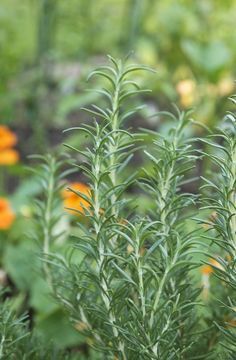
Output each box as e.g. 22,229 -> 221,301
62,182 -> 91,215
201,258 -> 225,300
0,125 -> 19,165
0,149 -> 19,165
201,264 -> 213,276
0,198 -> 15,230
0,126 -> 17,150
201,258 -> 224,275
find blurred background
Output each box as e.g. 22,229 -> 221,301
1,0 -> 236,141
0,0 -> 236,357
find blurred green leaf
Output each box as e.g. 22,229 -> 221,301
182,40 -> 231,74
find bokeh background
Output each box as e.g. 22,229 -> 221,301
0,0 -> 236,357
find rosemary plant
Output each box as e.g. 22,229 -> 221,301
48,57 -> 204,359
0,294 -> 30,359
30,154 -> 71,288
200,96 -> 236,358
0,291 -> 67,359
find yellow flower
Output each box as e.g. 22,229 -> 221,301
202,211 -> 218,229
127,244 -> 134,254
74,321 -> 89,332
0,198 -> 15,230
176,79 -> 196,107
62,182 -> 91,215
127,244 -> 145,256
0,125 -> 19,165
217,78 -> 234,97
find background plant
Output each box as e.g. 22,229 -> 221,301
200,97 -> 236,358
0,290 -> 71,359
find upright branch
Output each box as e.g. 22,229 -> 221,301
58,56 -> 152,359
31,154 -> 69,289
139,109 -> 201,359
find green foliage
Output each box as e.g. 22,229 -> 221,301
0,43 -> 236,357
0,293 -> 30,359
38,56 -> 206,359
0,292 -> 67,359
140,109 -> 202,358
0,0 -> 235,358
200,97 -> 236,357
